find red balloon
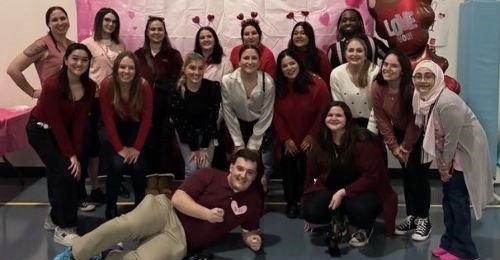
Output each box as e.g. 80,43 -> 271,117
444,75 -> 461,95
410,44 -> 449,72
368,0 -> 433,56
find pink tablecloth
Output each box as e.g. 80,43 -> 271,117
0,106 -> 31,156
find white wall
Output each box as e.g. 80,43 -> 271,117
0,0 -> 463,166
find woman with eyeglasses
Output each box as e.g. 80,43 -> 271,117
80,7 -> 126,209
371,49 -> 432,241
412,60 -> 494,260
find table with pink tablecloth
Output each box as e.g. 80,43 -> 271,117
0,106 -> 31,188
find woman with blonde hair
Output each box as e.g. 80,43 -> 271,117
169,52 -> 221,177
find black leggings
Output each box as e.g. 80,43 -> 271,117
99,121 -> 149,213
302,189 -> 382,230
280,151 -> 306,206
394,129 -> 431,218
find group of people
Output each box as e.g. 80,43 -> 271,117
6,5 -> 496,260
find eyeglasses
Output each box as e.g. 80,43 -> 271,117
412,72 -> 435,82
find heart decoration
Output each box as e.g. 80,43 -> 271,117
319,13 -> 330,26
128,11 -> 135,19
231,200 -> 248,216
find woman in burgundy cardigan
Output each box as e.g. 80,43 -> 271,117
26,43 -> 96,246
274,49 -> 330,218
99,51 -> 153,220
302,101 -> 397,249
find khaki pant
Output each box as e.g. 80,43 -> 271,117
72,194 -> 187,260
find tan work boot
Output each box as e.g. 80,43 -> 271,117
158,174 -> 174,197
145,175 -> 160,195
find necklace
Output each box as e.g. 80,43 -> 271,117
98,40 -> 116,68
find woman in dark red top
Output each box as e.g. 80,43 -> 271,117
26,43 -> 96,246
229,18 -> 276,77
99,51 -> 153,219
371,49 -> 432,241
302,101 -> 397,251
134,16 -> 183,195
274,49 -> 330,218
287,21 -> 332,86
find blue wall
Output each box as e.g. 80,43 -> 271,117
458,0 -> 500,172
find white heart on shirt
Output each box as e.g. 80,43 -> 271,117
231,200 -> 248,215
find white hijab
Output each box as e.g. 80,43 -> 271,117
411,60 -> 446,163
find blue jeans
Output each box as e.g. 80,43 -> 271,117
441,170 -> 478,259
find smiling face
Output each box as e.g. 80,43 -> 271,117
65,49 -> 90,77
280,55 -> 300,81
239,48 -> 260,74
228,157 -> 258,193
345,39 -> 366,66
117,57 -> 136,84
47,9 -> 69,36
339,10 -> 361,35
381,54 -> 402,82
292,25 -> 309,50
102,12 -> 117,37
413,67 -> 436,97
198,29 -> 215,52
184,59 -> 205,86
242,25 -> 260,46
325,106 -> 347,134
147,20 -> 166,44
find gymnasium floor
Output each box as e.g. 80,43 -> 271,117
1,176 -> 499,260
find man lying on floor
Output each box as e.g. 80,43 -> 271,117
54,148 -> 263,260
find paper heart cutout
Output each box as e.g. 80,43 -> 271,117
231,200 -> 248,215
319,13 -> 330,26
345,0 -> 363,8
128,11 -> 135,19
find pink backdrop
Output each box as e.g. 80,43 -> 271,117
76,0 -> 375,56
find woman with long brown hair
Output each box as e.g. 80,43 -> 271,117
99,51 -> 153,220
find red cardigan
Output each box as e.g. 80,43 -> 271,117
304,139 -> 398,235
99,78 -> 153,152
274,74 -> 330,145
31,74 -> 96,157
371,81 -> 421,152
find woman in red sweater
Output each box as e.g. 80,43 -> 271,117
302,101 -> 397,251
99,51 -> 153,220
274,49 -> 330,218
26,43 -> 96,246
371,49 -> 432,241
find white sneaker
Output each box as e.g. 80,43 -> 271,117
79,201 -> 96,212
349,228 -> 372,247
44,214 -> 56,231
54,226 -> 80,246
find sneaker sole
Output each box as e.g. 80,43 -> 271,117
411,232 -> 431,241
53,235 -> 78,247
394,229 -> 415,235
